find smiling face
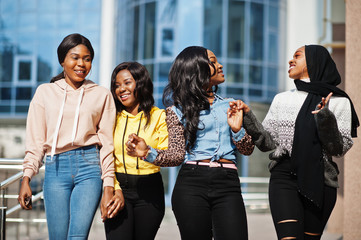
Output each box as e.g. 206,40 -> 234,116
288,46 -> 309,80
115,69 -> 140,115
62,44 -> 92,89
207,49 -> 224,88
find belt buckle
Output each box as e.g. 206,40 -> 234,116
209,161 -> 219,168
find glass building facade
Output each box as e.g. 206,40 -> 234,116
0,0 -> 102,117
116,0 -> 286,107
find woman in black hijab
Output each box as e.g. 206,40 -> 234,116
235,45 -> 359,239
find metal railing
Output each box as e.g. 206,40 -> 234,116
0,159 -> 45,240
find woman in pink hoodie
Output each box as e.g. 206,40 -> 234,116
18,33 -> 116,239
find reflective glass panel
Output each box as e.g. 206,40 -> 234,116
250,3 -> 264,61
249,65 -> 262,84
1,88 -> 12,100
16,105 -> 30,113
228,0 -> 245,58
18,61 -> 31,80
227,87 -> 243,96
20,0 -> 36,11
0,105 -> 11,113
38,13 -> 57,29
37,0 -> 57,12
268,34 -> 278,63
37,59 -> 52,83
268,67 -> 278,87
227,63 -> 243,83
0,49 -> 14,82
162,29 -> 174,56
144,2 -> 156,59
133,6 -> 140,59
16,88 -> 32,100
204,0 -> 222,56
269,6 -> 279,29
249,88 -> 262,97
19,13 -> 37,31
1,0 -> 16,14
2,14 -> 16,30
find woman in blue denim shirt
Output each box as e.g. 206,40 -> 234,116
126,46 -> 254,240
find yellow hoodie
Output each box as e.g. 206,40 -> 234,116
114,106 -> 168,190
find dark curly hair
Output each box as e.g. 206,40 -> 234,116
163,46 -> 216,152
110,62 -> 154,128
51,33 -> 94,82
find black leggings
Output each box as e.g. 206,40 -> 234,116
104,172 -> 165,240
172,164 -> 248,240
269,159 -> 337,240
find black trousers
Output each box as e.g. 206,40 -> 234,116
104,172 -> 165,240
172,164 -> 248,240
269,159 -> 337,240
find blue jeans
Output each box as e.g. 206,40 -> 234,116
43,145 -> 103,240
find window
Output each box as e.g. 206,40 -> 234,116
250,3 -> 264,61
162,29 -> 174,56
204,0 -> 223,56
228,1 -> 245,58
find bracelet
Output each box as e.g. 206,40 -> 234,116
140,146 -> 151,160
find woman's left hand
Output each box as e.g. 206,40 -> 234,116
106,189 -> 125,219
227,100 -> 245,133
312,92 -> 333,114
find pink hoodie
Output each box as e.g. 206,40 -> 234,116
23,78 -> 116,187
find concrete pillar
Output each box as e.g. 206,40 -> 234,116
344,0 -> 361,239
99,0 -> 116,88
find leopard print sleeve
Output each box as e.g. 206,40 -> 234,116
152,107 -> 186,167
233,132 -> 255,156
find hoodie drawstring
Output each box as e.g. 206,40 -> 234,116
135,113 -> 143,169
121,112 -> 143,185
50,86 -> 84,160
50,86 -> 67,161
122,115 -> 129,185
71,87 -> 84,145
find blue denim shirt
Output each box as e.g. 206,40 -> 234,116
172,95 -> 245,163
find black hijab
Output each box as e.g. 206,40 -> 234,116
292,45 -> 359,209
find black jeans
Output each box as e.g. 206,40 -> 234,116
104,172 -> 165,240
269,159 -> 337,240
172,164 -> 248,240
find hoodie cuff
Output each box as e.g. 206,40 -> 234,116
103,177 -> 114,188
23,169 -> 35,180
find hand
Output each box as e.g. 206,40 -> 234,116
100,186 -> 114,222
312,92 -> 333,114
126,133 -> 150,158
229,100 -> 250,113
227,100 -> 246,133
18,177 -> 32,210
106,189 -> 125,219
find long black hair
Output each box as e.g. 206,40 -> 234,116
50,33 -> 94,82
163,46 -> 216,152
110,62 -> 154,128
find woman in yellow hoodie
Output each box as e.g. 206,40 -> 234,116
104,62 -> 168,240
18,33 -> 116,239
